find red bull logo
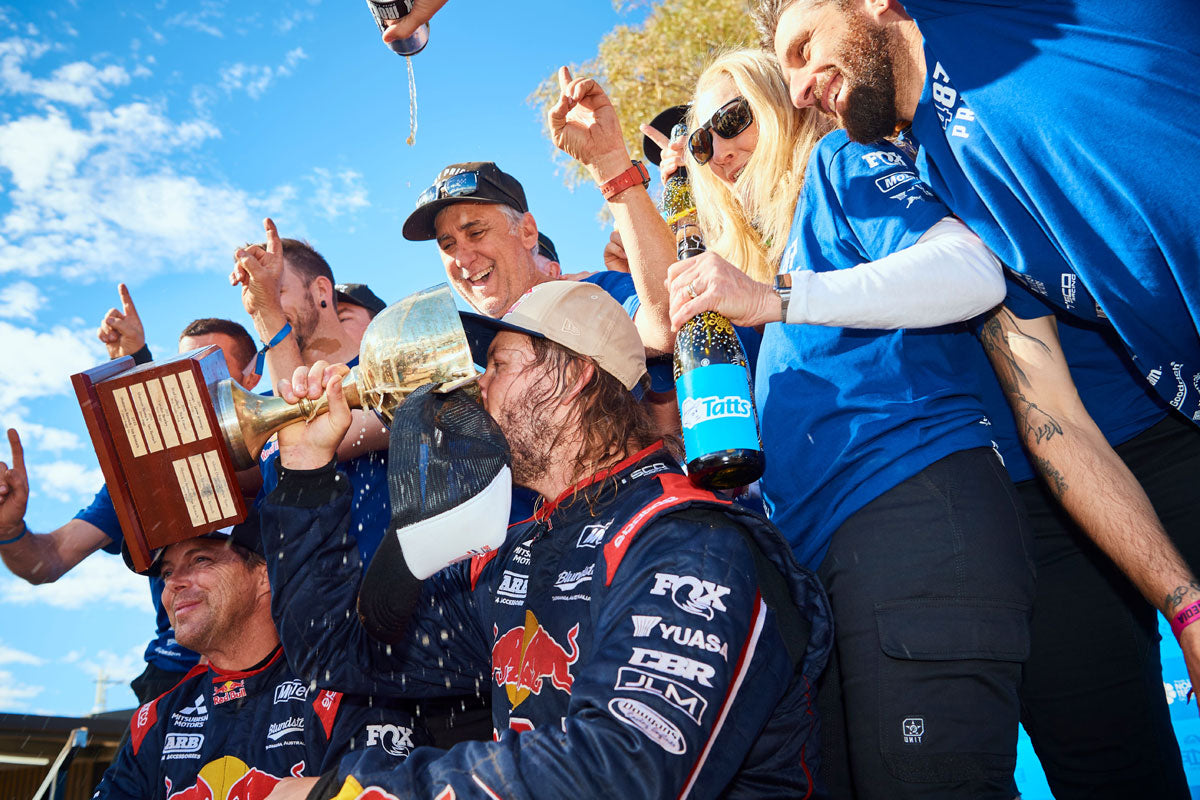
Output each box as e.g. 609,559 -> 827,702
164,755 -> 304,800
212,679 -> 246,706
492,610 -> 579,708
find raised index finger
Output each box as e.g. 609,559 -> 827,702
639,123 -> 671,150
264,218 -> 282,256
6,429 -> 24,474
557,66 -> 573,96
117,283 -> 136,315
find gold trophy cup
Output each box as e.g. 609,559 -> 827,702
214,282 -> 479,470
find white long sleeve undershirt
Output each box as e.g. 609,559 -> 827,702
784,216 -> 1005,329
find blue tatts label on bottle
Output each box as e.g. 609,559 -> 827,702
677,364 -> 760,461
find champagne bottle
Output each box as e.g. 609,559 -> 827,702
662,124 -> 765,489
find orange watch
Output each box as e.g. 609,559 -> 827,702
599,160 -> 651,201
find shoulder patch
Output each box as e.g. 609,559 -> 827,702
603,473 -> 726,585
312,689 -> 343,739
129,698 -> 158,756
470,549 -> 501,590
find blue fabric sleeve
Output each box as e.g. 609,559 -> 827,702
582,271 -> 641,319
73,485 -> 120,553
816,136 -> 949,264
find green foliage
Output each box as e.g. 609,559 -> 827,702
531,0 -> 759,187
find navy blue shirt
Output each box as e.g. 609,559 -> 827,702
758,130 -> 994,569
73,485 -> 199,673
902,0 -> 1200,423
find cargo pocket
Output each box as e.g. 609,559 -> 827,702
874,597 -> 1031,785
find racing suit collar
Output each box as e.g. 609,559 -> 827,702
207,644 -> 284,683
533,441 -> 669,522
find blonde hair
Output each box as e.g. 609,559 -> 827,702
687,48 -> 832,283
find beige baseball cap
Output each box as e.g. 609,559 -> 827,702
460,280 -> 648,391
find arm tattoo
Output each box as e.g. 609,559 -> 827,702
1031,455 -> 1068,496
1164,581 -> 1200,613
979,309 -> 1065,446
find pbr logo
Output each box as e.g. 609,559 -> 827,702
492,611 -> 580,709
629,647 -> 716,687
366,724 -> 415,757
649,573 -> 730,620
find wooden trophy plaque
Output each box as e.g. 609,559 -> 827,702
72,346 -> 246,571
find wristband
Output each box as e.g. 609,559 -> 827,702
599,160 -> 651,201
0,523 -> 29,546
1170,599 -> 1200,639
254,322 -> 293,377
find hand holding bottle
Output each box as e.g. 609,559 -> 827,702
666,252 -> 782,331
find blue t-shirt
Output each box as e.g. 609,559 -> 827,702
976,289 -> 1169,483
73,485 -> 199,673
257,362 -> 389,567
758,130 -> 994,569
902,0 -> 1200,423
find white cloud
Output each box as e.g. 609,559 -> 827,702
0,321 -> 106,410
308,168 -> 369,220
0,280 -> 43,320
0,668 -> 43,709
0,37 -> 130,106
218,47 -> 306,100
30,459 -> 103,502
0,641 -> 44,666
7,419 -> 84,452
0,555 -> 146,609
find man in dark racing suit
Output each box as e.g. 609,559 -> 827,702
258,280 -> 832,800
93,523 -> 423,800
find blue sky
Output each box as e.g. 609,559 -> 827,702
0,0 -> 659,717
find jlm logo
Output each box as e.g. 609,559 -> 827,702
902,717 -> 924,744
680,395 -> 752,430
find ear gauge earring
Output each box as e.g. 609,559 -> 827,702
320,300 -> 327,308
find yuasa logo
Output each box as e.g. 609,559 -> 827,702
680,396 -> 752,430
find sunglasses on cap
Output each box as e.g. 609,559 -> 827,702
687,97 -> 754,166
415,170 -> 524,211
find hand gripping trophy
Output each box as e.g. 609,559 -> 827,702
72,284 -> 477,570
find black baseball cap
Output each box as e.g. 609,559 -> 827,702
536,232 -> 559,263
122,514 -> 263,577
335,283 -> 387,317
403,161 -> 529,241
642,105 -> 690,166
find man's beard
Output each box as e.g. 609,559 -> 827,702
497,396 -> 565,489
838,14 -> 900,143
291,297 -> 321,353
